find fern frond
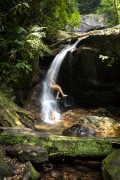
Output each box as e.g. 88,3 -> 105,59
31,26 -> 47,32
27,32 -> 45,39
0,38 -> 7,49
17,27 -> 27,34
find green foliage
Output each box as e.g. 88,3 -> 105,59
65,0 -> 81,32
38,0 -> 80,40
99,54 -> 117,67
0,0 -> 81,90
0,24 -> 51,88
77,0 -> 101,14
76,0 -> 120,27
67,12 -> 81,30
0,38 -> 7,49
96,0 -> 119,27
0,0 -> 53,89
99,55 -> 109,61
115,0 -> 120,23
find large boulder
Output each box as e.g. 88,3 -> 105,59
58,25 -> 120,106
78,14 -> 108,32
0,90 -> 36,129
62,124 -> 96,137
7,144 -> 48,163
62,114 -> 120,137
102,150 -> 120,180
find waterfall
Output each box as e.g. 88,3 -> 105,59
40,41 -> 78,124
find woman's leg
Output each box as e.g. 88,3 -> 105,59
50,84 -> 67,97
56,91 -> 61,99
57,86 -> 67,97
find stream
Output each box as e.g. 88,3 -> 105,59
39,158 -> 102,180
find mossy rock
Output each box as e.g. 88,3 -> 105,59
0,128 -> 120,159
0,90 -> 36,129
22,161 -> 40,180
0,151 -> 14,178
102,150 -> 120,180
7,144 -> 48,163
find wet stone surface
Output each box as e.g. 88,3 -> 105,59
39,158 -> 102,180
62,124 -> 96,137
34,107 -> 120,137
0,145 -> 102,180
24,82 -> 120,138
62,108 -> 120,137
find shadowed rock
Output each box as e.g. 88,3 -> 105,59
102,150 -> 120,180
7,144 -> 48,163
62,124 -> 96,137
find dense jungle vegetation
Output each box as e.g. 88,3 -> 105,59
0,0 -> 120,94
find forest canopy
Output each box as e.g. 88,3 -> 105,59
0,0 -> 80,90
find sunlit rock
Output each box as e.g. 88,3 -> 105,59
78,14 -> 108,32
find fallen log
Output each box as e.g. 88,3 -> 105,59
0,127 -> 120,159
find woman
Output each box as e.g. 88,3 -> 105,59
48,71 -> 67,99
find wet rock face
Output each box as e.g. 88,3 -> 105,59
59,26 -> 120,106
62,109 -> 120,137
62,124 -> 96,137
59,47 -> 120,106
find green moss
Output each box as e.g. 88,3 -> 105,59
0,151 -> 13,178
102,150 -> 120,180
0,90 -> 35,129
0,132 -> 120,158
26,161 -> 40,180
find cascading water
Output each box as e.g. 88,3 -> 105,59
40,41 -> 78,124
